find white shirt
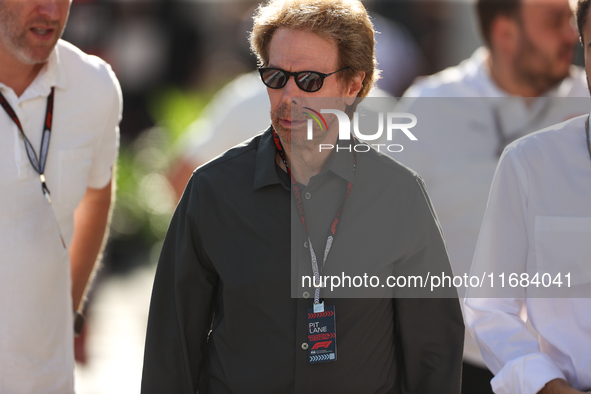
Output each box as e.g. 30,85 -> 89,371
179,72 -> 270,167
464,115 -> 591,393
393,47 -> 590,366
0,40 -> 121,393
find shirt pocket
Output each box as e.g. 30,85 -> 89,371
534,216 -> 591,287
54,147 -> 93,210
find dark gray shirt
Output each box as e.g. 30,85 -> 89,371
141,127 -> 464,394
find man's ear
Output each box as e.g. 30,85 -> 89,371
490,15 -> 520,58
344,71 -> 365,106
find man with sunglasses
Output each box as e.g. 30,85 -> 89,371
0,0 -> 121,392
142,0 -> 463,393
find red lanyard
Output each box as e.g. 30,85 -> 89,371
272,128 -> 355,308
0,88 -> 55,201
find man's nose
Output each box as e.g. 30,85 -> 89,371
37,0 -> 62,20
280,76 -> 301,106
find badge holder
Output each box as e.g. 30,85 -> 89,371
307,303 -> 337,363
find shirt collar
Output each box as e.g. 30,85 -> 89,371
324,138 -> 356,183
253,126 -> 283,190
253,127 -> 356,190
3,41 -> 68,102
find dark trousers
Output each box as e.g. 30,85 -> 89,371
462,361 -> 494,394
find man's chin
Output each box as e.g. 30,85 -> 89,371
20,46 -> 54,64
521,66 -> 570,94
545,69 -> 570,91
272,122 -> 309,145
551,57 -> 571,77
547,53 -> 574,84
12,36 -> 59,65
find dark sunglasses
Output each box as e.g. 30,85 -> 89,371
258,67 -> 350,93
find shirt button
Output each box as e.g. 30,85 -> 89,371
301,343 -> 309,350
304,192 -> 311,200
303,291 -> 310,299
304,241 -> 309,248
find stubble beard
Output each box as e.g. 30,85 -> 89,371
272,99 -> 344,148
0,7 -> 63,65
271,103 -> 310,146
513,32 -> 572,95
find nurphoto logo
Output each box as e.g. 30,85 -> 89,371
306,109 -> 418,153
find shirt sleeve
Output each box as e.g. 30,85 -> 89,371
87,63 -> 122,189
463,147 -> 566,394
141,175 -> 219,393
393,175 -> 465,393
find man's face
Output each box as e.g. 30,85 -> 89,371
0,0 -> 71,65
512,0 -> 578,93
266,28 -> 360,146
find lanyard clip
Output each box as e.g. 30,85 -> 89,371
40,174 -> 52,204
313,301 -> 325,313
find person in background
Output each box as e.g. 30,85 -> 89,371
392,0 -> 590,392
0,0 -> 121,392
464,1 -> 591,392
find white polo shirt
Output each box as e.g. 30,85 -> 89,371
465,115 -> 591,393
393,47 -> 590,367
0,40 -> 121,393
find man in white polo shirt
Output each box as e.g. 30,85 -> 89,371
392,0 -> 590,392
0,0 -> 121,392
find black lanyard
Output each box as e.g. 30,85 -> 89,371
0,87 -> 65,248
272,128 -> 355,308
0,87 -> 55,202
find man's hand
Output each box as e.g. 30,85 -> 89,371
70,180 -> 113,312
538,379 -> 586,394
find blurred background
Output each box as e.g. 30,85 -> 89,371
63,0 -> 583,392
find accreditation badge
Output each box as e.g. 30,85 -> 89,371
306,305 -> 337,364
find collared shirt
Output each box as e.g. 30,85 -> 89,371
0,40 -> 121,393
394,47 -> 590,366
142,127 -> 464,394
464,115 -> 591,394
